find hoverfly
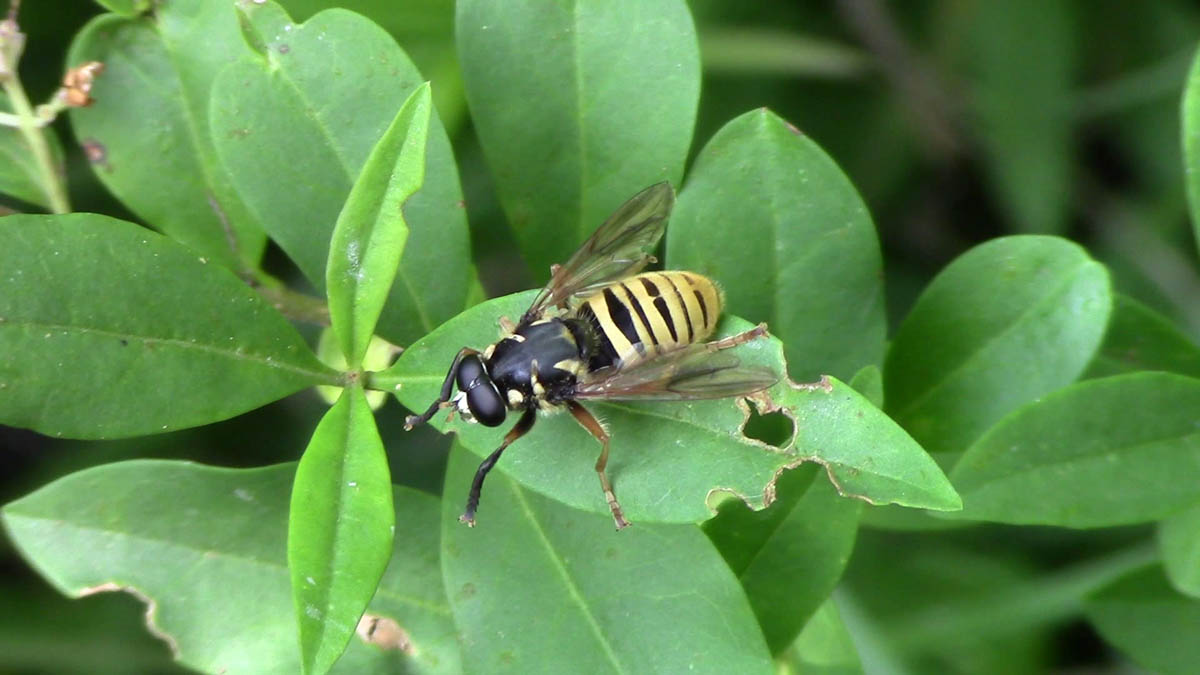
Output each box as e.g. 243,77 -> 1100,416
405,182 -> 777,529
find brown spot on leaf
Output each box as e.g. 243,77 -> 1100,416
81,139 -> 110,171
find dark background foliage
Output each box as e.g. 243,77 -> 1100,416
3,0 -> 1199,671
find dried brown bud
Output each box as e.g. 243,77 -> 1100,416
61,61 -> 105,107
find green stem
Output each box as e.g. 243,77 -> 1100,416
1,70 -> 69,213
249,271 -> 331,326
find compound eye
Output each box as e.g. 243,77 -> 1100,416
457,354 -> 506,427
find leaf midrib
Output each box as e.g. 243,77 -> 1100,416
509,480 -> 628,674
891,259 -> 1098,420
7,319 -> 335,383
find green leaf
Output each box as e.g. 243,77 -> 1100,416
289,385 -> 395,674
456,0 -> 700,279
848,365 -> 884,409
964,0 -> 1075,233
68,2 -> 266,270
703,464 -> 861,654
0,214 -> 336,439
327,84 -> 432,366
884,235 -> 1112,455
783,598 -> 864,675
1158,502 -> 1200,598
1183,43 -> 1200,247
1085,294 -> 1200,379
376,291 -> 958,524
668,108 -> 885,382
211,4 -> 469,345
1085,564 -> 1200,675
949,373 -> 1200,527
91,0 -> 152,16
1,461 -> 457,674
0,93 -> 66,209
439,444 -> 774,673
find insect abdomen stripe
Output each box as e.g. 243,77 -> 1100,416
579,271 -> 722,365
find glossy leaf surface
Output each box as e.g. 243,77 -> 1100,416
376,291 -> 959,524
327,84 -> 431,365
456,0 -> 700,278
1,461 -> 457,674
289,386 -> 395,674
884,235 -> 1111,455
68,1 -> 265,269
440,445 -> 773,673
0,214 -> 335,439
211,4 -> 469,344
669,108 -> 885,381
950,373 -> 1200,527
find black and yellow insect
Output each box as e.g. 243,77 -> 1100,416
405,182 -> 776,529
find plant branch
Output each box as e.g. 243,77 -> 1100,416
248,270 -> 331,327
0,6 -> 70,213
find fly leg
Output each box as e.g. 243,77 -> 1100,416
568,400 -> 631,530
461,409 -> 536,526
705,322 -> 769,352
404,347 -> 480,430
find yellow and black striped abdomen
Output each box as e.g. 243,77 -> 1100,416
575,271 -> 723,367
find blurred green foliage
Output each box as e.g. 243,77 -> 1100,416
4,0 -> 1200,672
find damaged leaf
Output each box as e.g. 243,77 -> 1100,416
0,461 -> 458,674
703,464 -> 862,654
376,291 -> 959,524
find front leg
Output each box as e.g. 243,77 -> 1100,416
461,408 -> 537,526
404,347 -> 480,430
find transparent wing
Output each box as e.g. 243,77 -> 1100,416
572,345 -> 778,401
522,182 -> 674,323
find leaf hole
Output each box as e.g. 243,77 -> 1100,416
742,406 -> 794,448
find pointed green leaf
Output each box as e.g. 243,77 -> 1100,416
1085,564 -> 1200,675
289,386 -> 395,674
1,461 -> 457,674
1086,294 -> 1200,379
950,373 -> 1200,527
376,291 -> 958,524
456,0 -> 700,278
1159,502 -> 1200,598
211,4 -> 469,345
327,84 -> 431,366
668,108 -> 885,382
703,464 -> 861,654
68,2 -> 266,269
0,214 -> 336,439
0,93 -> 66,210
440,444 -> 773,673
884,236 -> 1112,455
